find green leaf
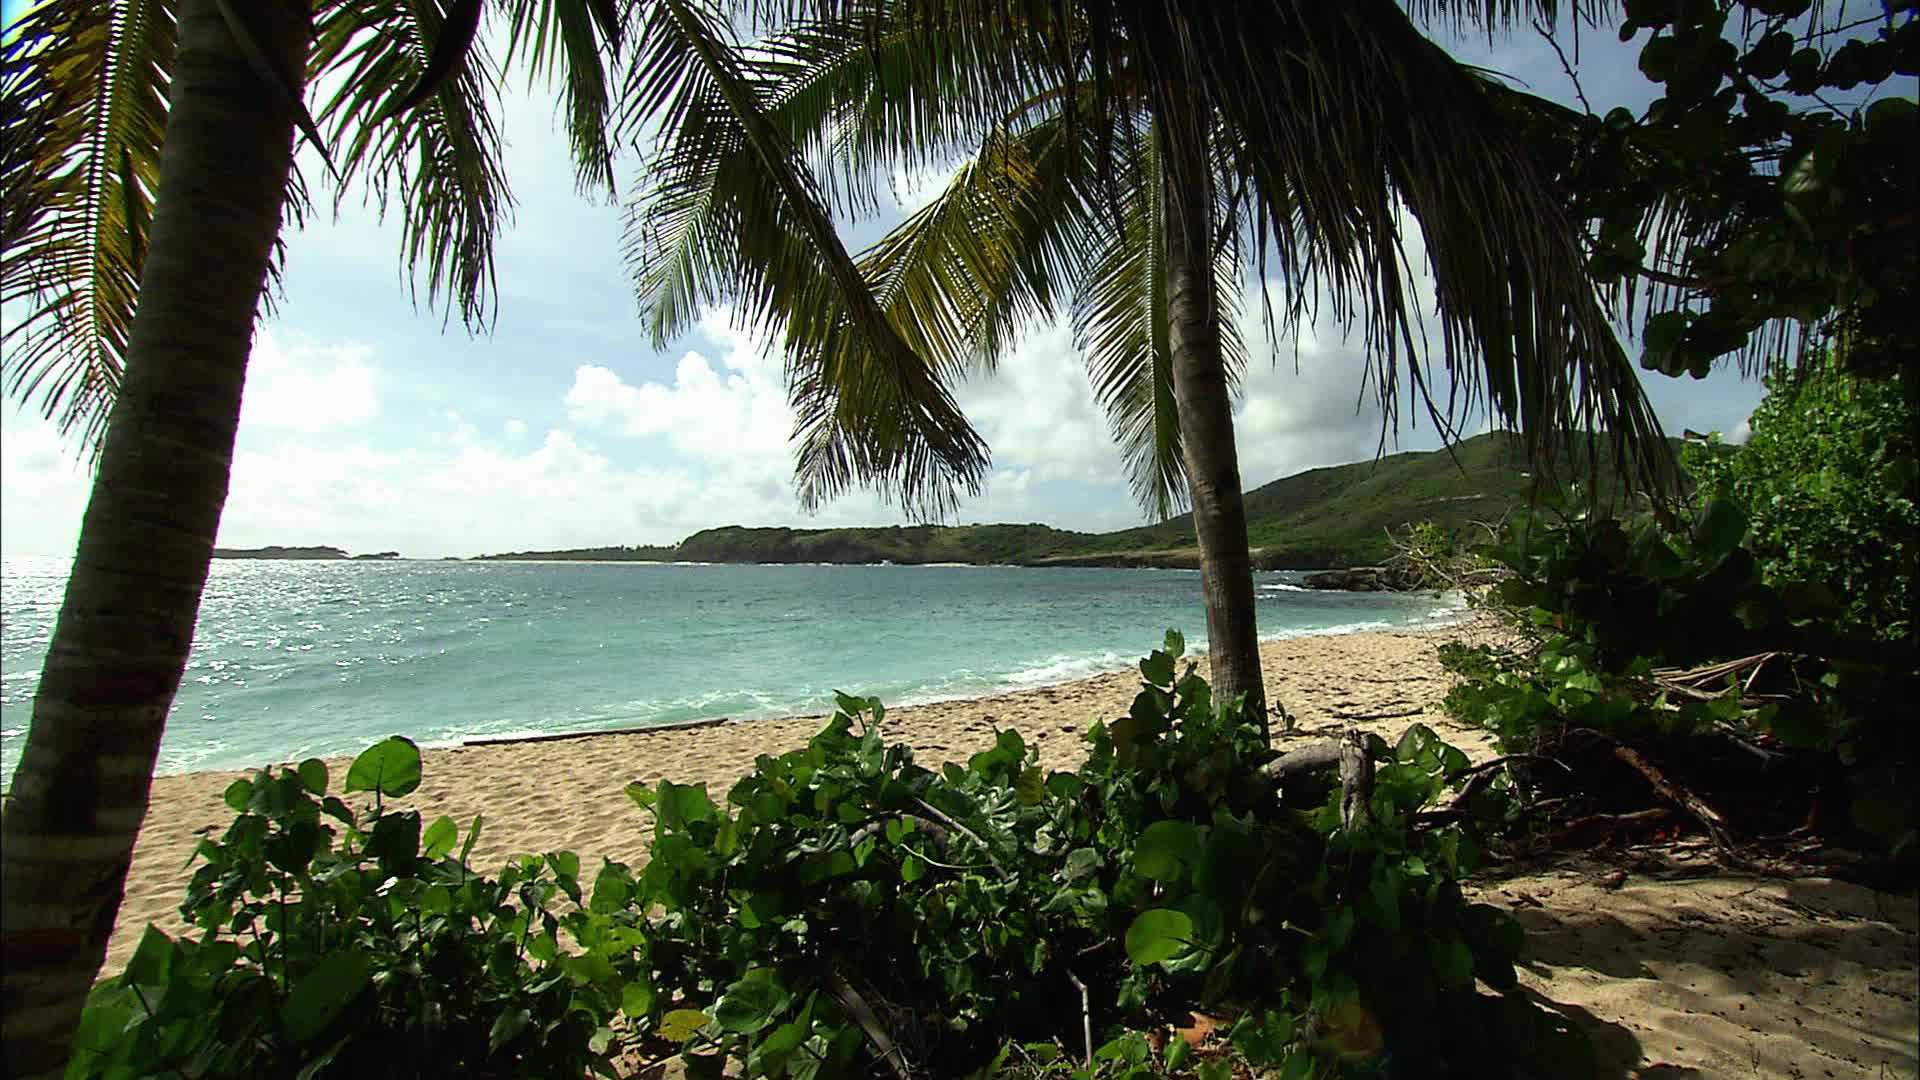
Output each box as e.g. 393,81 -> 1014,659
622,981 -> 656,1018
488,1006 -> 532,1054
1015,765 -> 1046,807
1133,820 -> 1201,882
714,972 -> 792,1033
658,781 -> 717,830
344,736 -> 422,798
1125,908 -> 1195,966
1691,498 -> 1749,562
421,816 -> 458,860
659,1008 -> 711,1042
1163,629 -> 1186,658
1140,650 -> 1176,686
124,926 -> 176,988
223,779 -> 253,812
296,758 -> 329,794
283,950 -> 373,1043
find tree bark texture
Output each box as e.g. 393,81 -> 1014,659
1151,72 -> 1269,734
0,1 -> 311,1074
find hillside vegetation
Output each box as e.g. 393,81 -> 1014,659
475,433 -> 1660,569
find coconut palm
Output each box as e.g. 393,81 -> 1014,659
0,0 -> 932,1071
628,0 -> 1674,728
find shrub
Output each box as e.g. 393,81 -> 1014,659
76,637 -> 1588,1079
68,737 -> 647,1079
1684,365 -> 1917,642
625,632 -> 1586,1079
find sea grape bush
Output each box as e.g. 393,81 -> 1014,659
67,737 -> 648,1079
1441,496 -> 1917,853
74,635 -> 1589,1080
623,631 -> 1587,1079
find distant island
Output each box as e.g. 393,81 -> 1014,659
472,432 -> 1655,570
213,546 -> 401,560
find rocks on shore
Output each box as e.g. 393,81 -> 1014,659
1300,565 -> 1424,592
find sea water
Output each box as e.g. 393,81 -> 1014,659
0,557 -> 1462,780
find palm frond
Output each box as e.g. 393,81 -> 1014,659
627,0 -> 988,518
0,0 -> 173,452
312,0 -> 513,329
1073,120 -> 1182,519
1183,0 -> 1672,493
501,0 -> 622,197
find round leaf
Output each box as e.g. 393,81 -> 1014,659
421,815 -> 458,860
283,950 -> 373,1043
659,1008 -> 712,1042
296,758 -> 329,794
1133,820 -> 1201,882
344,736 -> 422,798
714,974 -> 791,1033
1125,908 -> 1195,966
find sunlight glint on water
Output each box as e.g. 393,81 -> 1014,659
0,557 -> 1463,780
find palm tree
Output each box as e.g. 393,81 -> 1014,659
628,0 -> 1674,729
0,0 -> 928,1071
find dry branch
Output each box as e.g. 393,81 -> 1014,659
1610,743 -> 1739,850
826,972 -> 914,1080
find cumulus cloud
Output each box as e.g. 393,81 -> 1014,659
239,331 -> 379,433
0,407 -> 92,557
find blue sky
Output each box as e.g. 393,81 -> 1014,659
1,8 -> 1769,558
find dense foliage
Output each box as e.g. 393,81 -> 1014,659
76,637 -> 1591,1079
1683,366 -> 1916,641
1440,493 -> 1917,857
1527,0 -> 1918,378
68,738 -> 647,1079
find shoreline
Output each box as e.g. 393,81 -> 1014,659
101,617 -> 1920,1078
121,596 -> 1470,780
111,621 -> 1502,965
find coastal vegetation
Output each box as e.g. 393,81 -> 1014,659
76,638 -> 1587,1079
3,0 -> 889,1070
2,0 -> 1913,1075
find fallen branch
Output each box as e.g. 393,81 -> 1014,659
1552,808 -> 1675,848
1260,733 -> 1377,831
1327,705 -> 1426,722
1337,732 -> 1376,831
1610,743 -> 1739,851
1262,741 -> 1352,780
825,972 -> 914,1080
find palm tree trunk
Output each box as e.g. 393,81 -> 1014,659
0,1 -> 311,1073
1152,85 -> 1269,735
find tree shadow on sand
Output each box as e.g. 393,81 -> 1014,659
1478,853 -> 1919,1079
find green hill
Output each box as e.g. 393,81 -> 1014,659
476,432 -> 1664,569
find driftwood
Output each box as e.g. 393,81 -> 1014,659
1263,731 -> 1377,830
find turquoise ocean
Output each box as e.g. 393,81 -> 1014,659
1,557 -> 1463,780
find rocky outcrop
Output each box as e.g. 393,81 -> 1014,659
1300,565 -> 1424,592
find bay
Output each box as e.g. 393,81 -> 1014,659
1,556 -> 1461,780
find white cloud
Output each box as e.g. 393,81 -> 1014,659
239,331 -> 378,433
0,407 -> 92,557
504,418 -> 527,437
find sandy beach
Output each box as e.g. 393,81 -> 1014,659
111,623 -> 1916,1079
